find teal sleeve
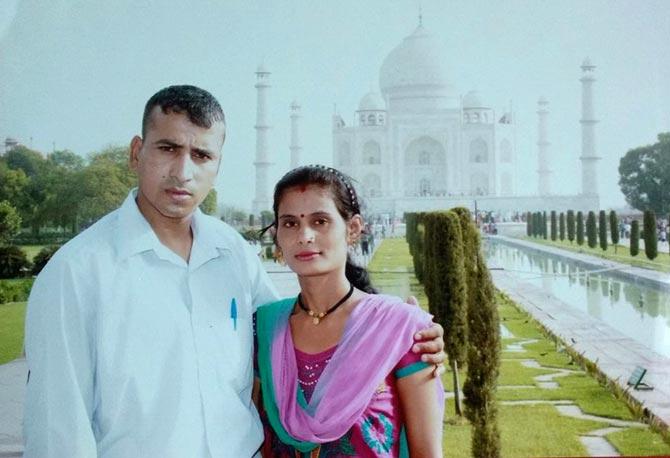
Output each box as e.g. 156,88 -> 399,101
394,361 -> 431,378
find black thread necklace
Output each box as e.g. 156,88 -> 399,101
297,283 -> 354,325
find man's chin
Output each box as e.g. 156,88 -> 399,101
159,204 -> 196,220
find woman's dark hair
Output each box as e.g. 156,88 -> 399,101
267,165 -> 376,293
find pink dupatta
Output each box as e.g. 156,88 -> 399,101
268,294 -> 435,443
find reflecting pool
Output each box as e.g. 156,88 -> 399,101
485,238 -> 670,358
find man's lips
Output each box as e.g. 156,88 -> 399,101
295,251 -> 320,261
166,188 -> 192,199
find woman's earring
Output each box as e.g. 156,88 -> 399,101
274,246 -> 285,265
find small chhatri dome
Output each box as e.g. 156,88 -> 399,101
379,25 -> 449,94
358,91 -> 386,111
256,62 -> 269,74
463,90 -> 487,109
538,96 -> 548,105
581,57 -> 596,72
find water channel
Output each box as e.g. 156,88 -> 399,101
485,238 -> 670,358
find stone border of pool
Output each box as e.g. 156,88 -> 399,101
492,235 -> 670,290
488,235 -> 670,430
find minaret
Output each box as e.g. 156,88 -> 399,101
579,58 -> 600,196
536,97 -> 552,195
289,100 -> 302,169
252,63 -> 273,215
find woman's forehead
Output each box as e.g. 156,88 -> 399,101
280,185 -> 337,211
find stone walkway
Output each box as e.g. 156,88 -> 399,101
500,331 -> 648,457
489,237 -> 670,429
443,326 -> 652,456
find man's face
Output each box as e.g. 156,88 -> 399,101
130,107 -> 225,226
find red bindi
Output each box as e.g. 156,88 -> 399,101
300,214 -> 305,218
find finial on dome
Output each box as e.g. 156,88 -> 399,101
418,2 -> 423,26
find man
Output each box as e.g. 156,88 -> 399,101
24,85 -> 444,457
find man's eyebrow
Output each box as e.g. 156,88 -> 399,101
192,147 -> 214,157
153,139 -> 182,148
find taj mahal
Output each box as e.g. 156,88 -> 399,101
249,22 -> 601,218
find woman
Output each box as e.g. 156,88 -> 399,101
256,165 -> 444,457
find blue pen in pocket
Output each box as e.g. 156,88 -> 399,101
230,298 -> 238,331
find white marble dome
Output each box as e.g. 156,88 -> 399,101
358,91 -> 386,111
463,90 -> 487,109
379,25 -> 449,93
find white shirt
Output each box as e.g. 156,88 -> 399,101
23,191 -> 279,458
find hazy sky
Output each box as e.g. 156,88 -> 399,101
1,0 -> 668,211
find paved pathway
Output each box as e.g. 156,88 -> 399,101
498,332 -> 648,457
0,262 -> 300,458
490,237 -> 670,429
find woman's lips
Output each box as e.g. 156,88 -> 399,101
295,251 -> 320,261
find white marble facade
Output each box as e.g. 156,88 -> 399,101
331,24 -> 598,217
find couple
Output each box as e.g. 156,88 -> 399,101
23,85 -> 444,457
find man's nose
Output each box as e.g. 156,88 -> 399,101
171,152 -> 194,182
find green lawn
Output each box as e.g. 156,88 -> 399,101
19,245 -> 46,262
0,301 -> 26,364
521,236 -> 670,273
369,238 -> 670,457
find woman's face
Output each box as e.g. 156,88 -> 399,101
276,185 -> 362,278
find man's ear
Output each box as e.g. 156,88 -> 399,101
129,136 -> 143,171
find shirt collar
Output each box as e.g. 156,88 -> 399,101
115,189 -> 232,263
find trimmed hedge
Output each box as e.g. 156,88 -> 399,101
0,246 -> 30,279
609,211 -> 619,253
567,210 -> 575,243
586,211 -> 597,248
550,211 -> 557,241
598,210 -> 608,251
630,220 -> 640,256
0,278 -> 34,304
31,245 -> 61,276
576,211 -> 585,246
643,210 -> 658,260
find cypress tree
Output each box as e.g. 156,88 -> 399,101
630,220 -> 640,256
526,211 -> 532,237
463,252 -> 501,458
643,210 -> 658,260
599,210 -> 608,251
586,211 -> 597,248
414,214 -> 426,283
567,210 -> 575,243
429,211 -> 467,416
609,211 -> 619,254
406,213 -> 417,256
453,206 -> 501,456
576,211 -> 585,246
550,211 -> 557,241
536,212 -> 542,238
422,214 -> 438,321
559,212 -> 566,241
542,211 -> 548,239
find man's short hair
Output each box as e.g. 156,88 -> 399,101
142,85 -> 226,140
